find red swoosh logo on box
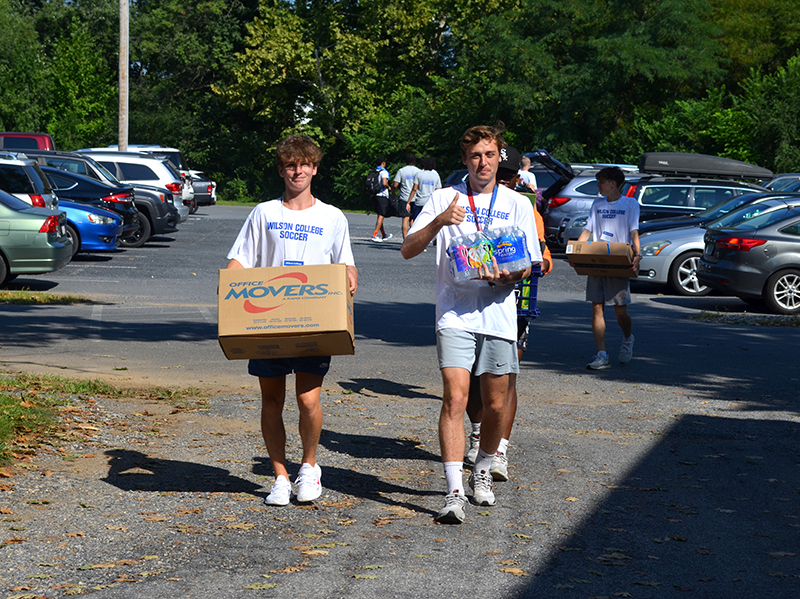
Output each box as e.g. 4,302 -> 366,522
243,299 -> 281,313
242,272 -> 308,313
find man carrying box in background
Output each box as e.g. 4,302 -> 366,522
401,125 -> 541,524
576,166 -> 640,370
226,135 -> 358,505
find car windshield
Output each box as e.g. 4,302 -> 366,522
93,160 -> 120,183
0,189 -> 33,210
695,194 -> 761,220
0,165 -> 33,193
708,201 -> 800,231
162,161 -> 181,179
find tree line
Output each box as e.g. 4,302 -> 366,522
2,0 -> 799,208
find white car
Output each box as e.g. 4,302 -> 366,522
77,149 -> 194,208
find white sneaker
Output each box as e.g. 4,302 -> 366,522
371,234 -> 383,242
382,233 -> 393,241
295,463 -> 322,502
619,335 -> 635,364
587,352 -> 610,370
264,475 -> 291,506
435,493 -> 468,524
490,452 -> 509,482
468,471 -> 496,506
465,433 -> 480,465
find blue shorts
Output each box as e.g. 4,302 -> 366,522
248,356 -> 331,379
436,328 -> 518,376
411,203 -> 425,220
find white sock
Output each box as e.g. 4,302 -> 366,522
474,448 -> 494,475
598,350 -> 609,358
470,422 -> 481,437
444,462 -> 464,495
498,438 -> 509,455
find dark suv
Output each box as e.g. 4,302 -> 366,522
22,150 -> 180,244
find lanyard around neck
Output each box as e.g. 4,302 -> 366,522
466,182 -> 498,232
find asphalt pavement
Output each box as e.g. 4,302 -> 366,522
1,205 -> 799,598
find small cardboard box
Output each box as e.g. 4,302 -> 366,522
218,264 -> 354,360
565,240 -> 636,277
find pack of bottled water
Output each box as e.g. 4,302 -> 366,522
446,226 -> 531,281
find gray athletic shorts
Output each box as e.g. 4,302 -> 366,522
436,328 -> 519,376
586,276 -> 632,305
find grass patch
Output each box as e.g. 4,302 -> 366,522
0,388 -> 58,465
0,290 -> 92,305
0,373 -> 208,464
691,311 -> 800,327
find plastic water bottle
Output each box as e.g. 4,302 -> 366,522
491,227 -> 531,273
447,227 -> 530,281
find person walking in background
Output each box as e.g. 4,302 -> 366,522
464,146 -> 552,482
576,166 -> 640,370
226,135 -> 358,506
407,156 -> 442,228
401,126 -> 541,524
370,157 -> 393,242
393,153 -> 421,239
518,155 -> 537,193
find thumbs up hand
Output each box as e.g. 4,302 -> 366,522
437,192 -> 466,227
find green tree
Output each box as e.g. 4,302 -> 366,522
0,0 -> 50,132
47,18 -> 116,150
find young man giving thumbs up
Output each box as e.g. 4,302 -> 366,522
401,126 -> 542,524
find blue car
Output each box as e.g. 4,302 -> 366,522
58,199 -> 122,257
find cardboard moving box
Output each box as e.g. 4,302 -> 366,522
218,264 -> 354,360
565,240 -> 636,277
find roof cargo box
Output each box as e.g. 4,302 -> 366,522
638,152 -> 772,181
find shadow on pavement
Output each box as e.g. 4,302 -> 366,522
103,449 -> 261,494
514,414 -> 800,598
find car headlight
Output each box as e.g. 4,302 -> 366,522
641,239 -> 671,256
87,213 -> 117,225
571,216 -> 588,229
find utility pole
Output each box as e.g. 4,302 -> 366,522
119,0 -> 129,151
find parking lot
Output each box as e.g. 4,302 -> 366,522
1,205 -> 799,597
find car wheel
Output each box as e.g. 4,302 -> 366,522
66,223 -> 80,258
764,269 -> 800,315
668,251 -> 710,296
0,254 -> 8,287
189,199 -> 198,214
118,214 -> 151,248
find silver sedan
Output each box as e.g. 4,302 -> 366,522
636,226 -> 709,296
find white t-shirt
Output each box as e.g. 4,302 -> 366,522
585,195 -> 640,244
376,167 -> 390,198
394,165 -> 421,202
408,181 -> 542,341
518,169 -> 537,189
412,169 -> 442,206
227,198 -> 355,268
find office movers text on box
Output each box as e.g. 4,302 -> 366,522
565,240 -> 636,278
218,264 -> 354,360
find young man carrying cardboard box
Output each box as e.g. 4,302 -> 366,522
575,166 -> 641,370
226,135 -> 358,506
401,126 -> 541,524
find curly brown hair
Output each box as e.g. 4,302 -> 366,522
276,135 -> 323,167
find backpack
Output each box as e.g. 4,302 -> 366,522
365,170 -> 383,195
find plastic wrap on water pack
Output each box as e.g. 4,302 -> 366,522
446,226 -> 531,281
